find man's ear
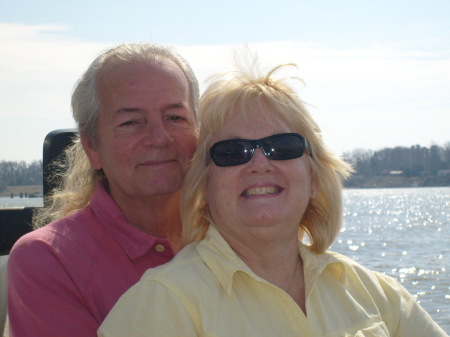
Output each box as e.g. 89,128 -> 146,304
81,134 -> 102,170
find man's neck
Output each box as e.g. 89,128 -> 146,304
116,192 -> 183,251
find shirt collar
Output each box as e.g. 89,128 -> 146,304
298,243 -> 346,299
196,225 -> 259,295
197,225 -> 346,296
89,182 -> 172,260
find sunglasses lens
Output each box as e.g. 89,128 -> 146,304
212,141 -> 253,166
263,134 -> 305,160
210,133 -> 306,167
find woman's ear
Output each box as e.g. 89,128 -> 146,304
310,162 -> 319,199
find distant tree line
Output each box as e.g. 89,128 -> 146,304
0,160 -> 43,192
343,143 -> 450,177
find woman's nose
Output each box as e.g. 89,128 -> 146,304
247,148 -> 274,172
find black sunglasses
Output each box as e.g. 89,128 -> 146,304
209,133 -> 308,167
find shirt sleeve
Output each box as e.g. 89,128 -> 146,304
7,237 -> 99,337
98,279 -> 198,337
375,272 -> 448,337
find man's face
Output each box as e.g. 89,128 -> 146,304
83,59 -> 197,206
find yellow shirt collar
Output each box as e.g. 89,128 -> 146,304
197,225 -> 346,297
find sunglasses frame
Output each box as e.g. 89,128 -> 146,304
209,132 -> 308,167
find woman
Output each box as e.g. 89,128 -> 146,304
98,61 -> 447,336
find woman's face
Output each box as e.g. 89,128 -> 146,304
206,100 -> 316,245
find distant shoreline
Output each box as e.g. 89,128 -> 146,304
1,179 -> 449,199
344,175 -> 450,189
0,185 -> 43,198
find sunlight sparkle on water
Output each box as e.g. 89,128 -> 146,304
333,187 -> 450,332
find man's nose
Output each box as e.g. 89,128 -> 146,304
142,121 -> 173,148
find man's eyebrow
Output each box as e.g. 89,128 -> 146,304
114,103 -> 188,114
115,107 -> 143,114
163,102 -> 189,110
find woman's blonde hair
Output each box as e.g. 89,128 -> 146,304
33,42 -> 199,228
181,62 -> 353,253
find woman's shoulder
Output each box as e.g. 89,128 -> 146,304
142,243 -> 204,281
137,241 -> 222,300
325,250 -> 401,291
326,250 -> 373,272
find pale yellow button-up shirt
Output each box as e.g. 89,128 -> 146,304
99,225 -> 447,337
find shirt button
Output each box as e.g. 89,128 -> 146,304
155,244 -> 166,253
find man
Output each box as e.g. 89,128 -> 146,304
7,43 -> 199,337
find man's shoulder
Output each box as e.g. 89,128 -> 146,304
9,206 -> 104,262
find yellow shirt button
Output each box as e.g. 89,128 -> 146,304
155,244 -> 165,253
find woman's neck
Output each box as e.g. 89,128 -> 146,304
218,227 -> 307,313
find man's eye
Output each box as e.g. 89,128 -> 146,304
167,115 -> 187,122
120,120 -> 138,127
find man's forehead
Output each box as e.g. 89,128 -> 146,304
114,103 -> 190,114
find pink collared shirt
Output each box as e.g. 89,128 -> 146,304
7,183 -> 175,337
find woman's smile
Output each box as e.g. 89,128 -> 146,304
241,185 -> 283,198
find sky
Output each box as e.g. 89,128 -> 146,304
1,0 -> 449,162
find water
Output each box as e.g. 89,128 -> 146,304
333,187 -> 450,333
0,197 -> 43,208
1,188 -> 449,332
